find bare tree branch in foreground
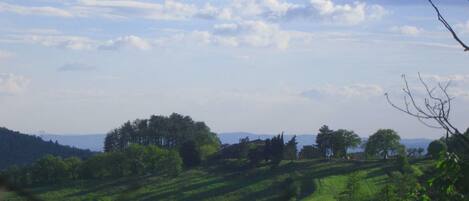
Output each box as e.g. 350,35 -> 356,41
385,73 -> 469,145
428,0 -> 469,52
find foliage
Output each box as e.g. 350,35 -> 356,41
215,137 -> 251,160
428,152 -> 467,201
270,133 -> 285,165
331,129 -> 361,158
427,140 -> 447,159
375,172 -> 424,201
284,135 -> 298,161
31,155 -> 68,184
247,146 -> 264,167
316,125 -> 361,158
316,125 -> 334,158
104,113 -> 220,162
299,145 -> 322,160
395,154 -> 412,174
1,144 -> 182,186
365,129 -> 401,160
179,140 -> 201,167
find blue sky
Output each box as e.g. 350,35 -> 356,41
0,0 -> 469,138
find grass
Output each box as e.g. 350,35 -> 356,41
3,159 -> 434,201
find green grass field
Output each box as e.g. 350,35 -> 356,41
3,159 -> 433,201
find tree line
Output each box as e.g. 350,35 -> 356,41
0,144 -> 182,187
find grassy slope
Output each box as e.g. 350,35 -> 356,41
4,159 -> 433,201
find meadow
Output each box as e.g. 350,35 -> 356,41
4,159 -> 433,201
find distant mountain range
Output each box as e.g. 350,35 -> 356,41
39,132 -> 434,152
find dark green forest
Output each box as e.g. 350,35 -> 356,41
0,127 -> 94,170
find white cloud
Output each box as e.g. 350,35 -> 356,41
212,20 -> 291,49
301,84 -> 384,100
304,0 -> 387,25
100,35 -> 151,50
0,73 -> 29,95
391,25 -> 423,36
0,2 -> 73,17
212,0 -> 387,25
0,0 -> 387,25
185,20 -> 317,49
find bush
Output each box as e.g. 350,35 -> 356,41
427,140 -> 447,159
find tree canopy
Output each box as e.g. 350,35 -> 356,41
104,113 -> 220,164
316,125 -> 361,158
365,129 -> 402,160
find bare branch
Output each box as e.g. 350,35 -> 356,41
385,73 -> 467,141
428,0 -> 469,52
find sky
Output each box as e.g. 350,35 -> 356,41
0,0 -> 469,139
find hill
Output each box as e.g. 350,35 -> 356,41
4,159 -> 434,201
38,132 -> 433,152
0,127 -> 95,169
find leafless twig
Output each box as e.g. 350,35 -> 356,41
385,73 -> 469,144
428,0 -> 469,52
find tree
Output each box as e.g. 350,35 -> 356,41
365,129 -> 401,160
64,157 -> 82,180
179,140 -> 201,167
331,129 -> 361,157
124,144 -> 146,175
104,113 -> 220,160
31,155 -> 68,184
263,139 -> 272,161
299,145 -> 322,159
427,140 -> 447,159
283,136 -> 298,161
270,133 -> 284,165
316,125 -> 333,158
